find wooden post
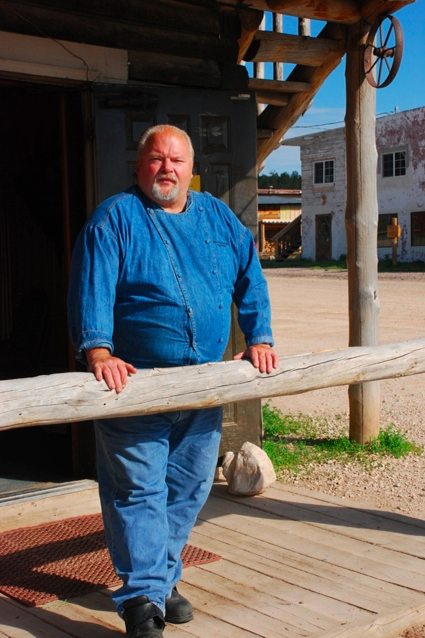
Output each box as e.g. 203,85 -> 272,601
345,20 -> 380,443
254,15 -> 266,114
273,13 -> 284,81
298,17 -> 311,37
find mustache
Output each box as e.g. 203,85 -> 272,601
155,172 -> 178,184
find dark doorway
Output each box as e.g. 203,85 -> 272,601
315,214 -> 332,261
0,83 -> 90,497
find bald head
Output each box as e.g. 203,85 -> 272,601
137,125 -> 195,161
135,125 -> 195,213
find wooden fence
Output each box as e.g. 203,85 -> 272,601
1,338 -> 424,432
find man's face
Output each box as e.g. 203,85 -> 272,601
136,131 -> 194,212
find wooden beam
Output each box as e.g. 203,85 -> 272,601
235,0 -> 361,24
345,19 -> 380,444
1,338 -> 424,431
256,22 -> 346,166
128,50 -> 221,89
361,0 -> 416,24
244,31 -> 341,65
0,0 -> 237,62
255,91 -> 289,106
248,78 -> 311,92
237,8 -> 264,64
2,0 -> 221,35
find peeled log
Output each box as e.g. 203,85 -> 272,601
0,338 -> 424,431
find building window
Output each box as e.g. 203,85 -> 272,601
412,211 -> 425,246
314,160 -> 334,185
382,151 -> 406,177
378,214 -> 397,247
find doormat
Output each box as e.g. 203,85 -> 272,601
0,513 -> 221,607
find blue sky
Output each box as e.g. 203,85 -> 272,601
254,1 -> 425,174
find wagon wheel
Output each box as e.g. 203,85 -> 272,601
364,15 -> 403,89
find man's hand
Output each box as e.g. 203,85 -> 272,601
233,343 -> 279,374
85,347 -> 137,393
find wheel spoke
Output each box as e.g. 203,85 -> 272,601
383,23 -> 394,48
379,23 -> 384,48
368,57 -> 380,74
377,59 -> 383,86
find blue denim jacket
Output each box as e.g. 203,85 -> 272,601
68,186 -> 274,369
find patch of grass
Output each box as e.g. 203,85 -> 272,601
378,258 -> 425,272
262,402 -> 422,476
260,257 -> 347,270
260,257 -> 425,272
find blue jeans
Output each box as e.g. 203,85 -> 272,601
95,406 -> 223,617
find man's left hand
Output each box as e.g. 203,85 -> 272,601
233,343 -> 279,374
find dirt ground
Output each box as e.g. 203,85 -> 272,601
265,269 -> 425,638
267,268 -> 424,418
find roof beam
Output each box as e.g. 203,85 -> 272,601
237,0 -> 361,24
256,22 -> 346,166
237,8 -> 264,63
244,31 -> 341,66
248,78 -> 311,92
255,91 -> 289,106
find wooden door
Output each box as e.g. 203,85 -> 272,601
0,84 -> 90,494
315,214 -> 332,261
92,84 -> 262,452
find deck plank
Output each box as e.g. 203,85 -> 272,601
182,564 -> 336,632
281,484 -> 425,533
2,483 -> 425,637
186,532 -> 381,621
244,485 -> 425,556
166,581 -> 305,638
201,492 -> 425,588
190,521 -> 421,612
0,595 -> 73,638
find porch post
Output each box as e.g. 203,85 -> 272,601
345,19 -> 380,443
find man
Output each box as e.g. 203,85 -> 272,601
68,124 -> 278,637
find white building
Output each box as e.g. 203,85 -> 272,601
282,106 -> 425,262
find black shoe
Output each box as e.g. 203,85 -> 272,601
165,587 -> 193,624
123,596 -> 165,638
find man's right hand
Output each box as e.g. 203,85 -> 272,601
85,347 -> 137,393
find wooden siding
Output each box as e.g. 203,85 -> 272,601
259,204 -> 301,221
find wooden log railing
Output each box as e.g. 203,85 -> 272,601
1,338 -> 424,432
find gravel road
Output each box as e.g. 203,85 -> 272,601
265,269 -> 425,637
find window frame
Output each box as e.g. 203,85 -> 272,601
313,159 -> 335,186
379,147 -> 408,178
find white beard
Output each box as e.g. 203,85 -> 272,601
151,177 -> 179,202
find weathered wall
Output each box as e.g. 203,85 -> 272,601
297,127 -> 346,260
376,108 -> 425,262
290,106 -> 425,262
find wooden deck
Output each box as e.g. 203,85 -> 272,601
2,480 -> 425,638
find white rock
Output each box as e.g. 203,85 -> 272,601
221,441 -> 276,496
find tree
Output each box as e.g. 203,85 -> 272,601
258,171 -> 301,189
